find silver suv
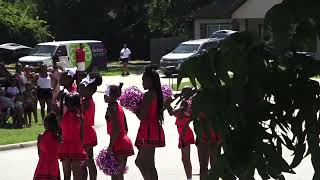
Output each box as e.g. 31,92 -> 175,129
160,38 -> 219,76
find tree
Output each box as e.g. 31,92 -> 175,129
178,0 -> 320,179
147,0 -> 214,37
37,0 -> 150,59
0,1 -> 52,46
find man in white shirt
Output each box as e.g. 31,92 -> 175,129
119,43 -> 131,76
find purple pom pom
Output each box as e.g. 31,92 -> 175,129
96,148 -> 128,176
161,85 -> 173,101
119,86 -> 143,113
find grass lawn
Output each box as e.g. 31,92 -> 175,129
0,110 -> 44,145
100,62 -> 146,76
172,81 -> 200,91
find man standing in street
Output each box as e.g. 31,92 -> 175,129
76,43 -> 86,72
120,43 -> 131,76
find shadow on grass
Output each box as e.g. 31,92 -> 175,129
0,110 -> 44,145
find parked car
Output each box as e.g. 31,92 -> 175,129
160,38 -> 220,76
209,30 -> 237,39
19,40 -> 107,70
0,43 -> 32,64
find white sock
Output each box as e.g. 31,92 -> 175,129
187,178 -> 192,180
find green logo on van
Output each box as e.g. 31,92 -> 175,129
69,43 -> 92,69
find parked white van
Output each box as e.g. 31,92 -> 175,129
19,40 -> 107,70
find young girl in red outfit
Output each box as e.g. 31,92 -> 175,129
79,73 -> 103,180
135,65 -> 165,180
165,88 -> 195,180
105,83 -> 134,180
54,67 -> 78,117
58,92 -> 88,180
34,112 -> 61,180
59,67 -> 78,93
197,111 -> 221,180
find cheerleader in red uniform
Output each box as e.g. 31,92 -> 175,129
79,73 -> 103,180
105,83 -> 134,180
58,92 -> 88,180
165,91 -> 195,180
53,67 -> 78,118
59,67 -> 78,93
135,65 -> 165,180
34,112 -> 61,180
197,111 -> 221,180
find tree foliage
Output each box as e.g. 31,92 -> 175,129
1,0 -> 215,58
0,0 -> 52,46
179,0 -> 320,179
37,0 -> 150,59
147,0 -> 213,37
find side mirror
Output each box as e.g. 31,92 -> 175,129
201,49 -> 208,54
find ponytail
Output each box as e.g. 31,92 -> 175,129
45,112 -> 62,143
109,83 -> 124,99
143,65 -> 164,125
60,92 -> 67,116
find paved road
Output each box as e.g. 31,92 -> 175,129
0,75 -> 316,180
0,92 -> 201,180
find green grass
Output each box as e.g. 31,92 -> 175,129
172,81 -> 200,91
0,110 -> 44,145
100,64 -> 146,76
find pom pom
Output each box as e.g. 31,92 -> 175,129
96,148 -> 128,176
119,86 -> 143,113
161,85 -> 173,102
185,98 -> 192,116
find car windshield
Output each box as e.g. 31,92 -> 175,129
172,44 -> 200,53
210,32 -> 228,39
30,45 -> 57,57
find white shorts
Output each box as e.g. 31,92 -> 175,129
77,62 -> 85,71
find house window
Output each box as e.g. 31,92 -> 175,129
207,24 -> 232,37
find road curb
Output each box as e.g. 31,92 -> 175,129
0,141 -> 37,151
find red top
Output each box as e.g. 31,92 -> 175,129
60,111 -> 82,143
175,113 -> 190,127
82,97 -> 95,126
142,97 -> 158,124
107,102 -> 127,137
76,48 -> 86,63
39,131 -> 59,161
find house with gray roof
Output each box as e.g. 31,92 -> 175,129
192,0 -> 283,39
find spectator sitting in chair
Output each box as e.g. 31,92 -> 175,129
6,77 -> 20,101
6,77 -> 24,128
0,87 -> 13,128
